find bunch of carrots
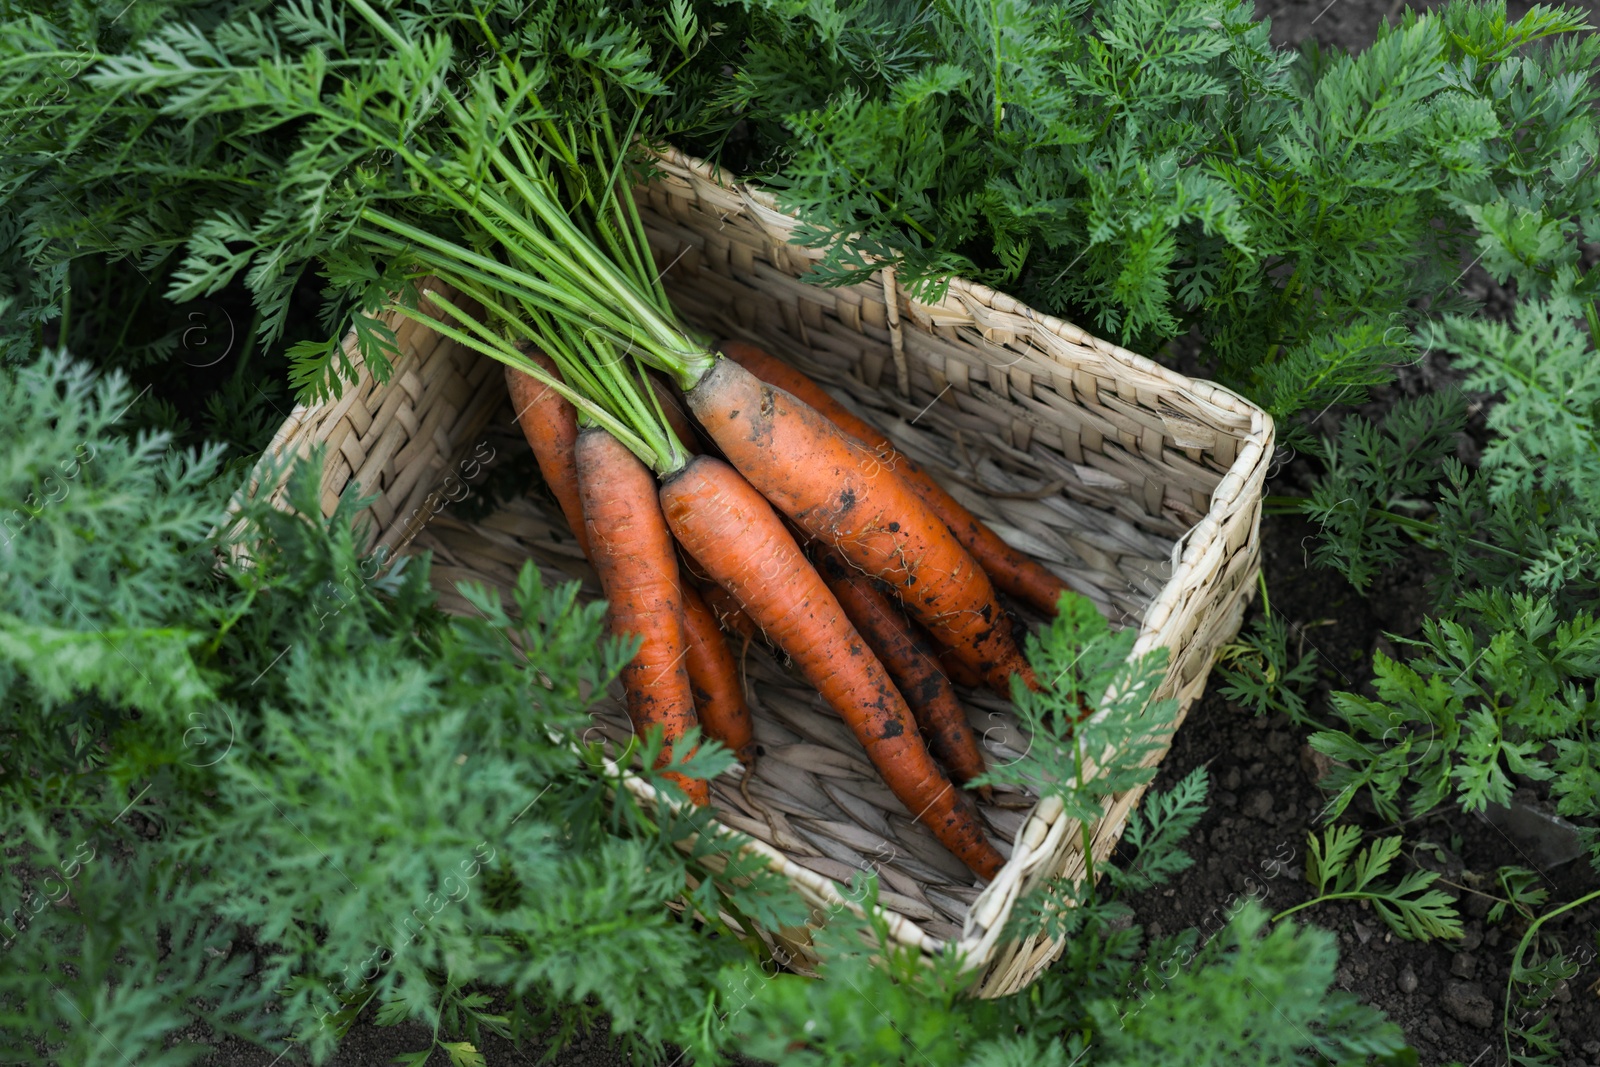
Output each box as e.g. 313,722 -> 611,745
316,33 -> 1077,881
498,334 -> 1075,883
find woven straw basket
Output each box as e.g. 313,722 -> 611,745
248,147 -> 1272,996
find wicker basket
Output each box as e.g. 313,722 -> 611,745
248,147 -> 1273,996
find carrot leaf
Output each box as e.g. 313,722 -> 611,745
970,593 -> 1179,830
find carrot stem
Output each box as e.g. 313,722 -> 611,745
392,293 -> 657,467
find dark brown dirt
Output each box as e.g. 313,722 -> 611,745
1122,508 -> 1600,1067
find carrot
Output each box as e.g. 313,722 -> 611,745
696,576 -> 761,644
720,340 -> 1073,618
810,543 -> 988,790
505,355 -> 589,557
575,427 -> 708,807
936,645 -> 985,689
660,454 -> 1004,880
685,357 -> 1035,697
680,582 -> 757,767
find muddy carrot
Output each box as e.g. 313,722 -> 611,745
505,354 -> 589,557
720,340 -> 1073,618
810,543 -> 989,790
685,357 -> 1035,696
660,454 -> 1004,879
696,577 -> 761,644
680,582 -> 757,767
575,427 -> 708,806
936,645 -> 985,689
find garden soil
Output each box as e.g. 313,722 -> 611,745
1123,512 -> 1600,1067
197,0 -> 1600,1063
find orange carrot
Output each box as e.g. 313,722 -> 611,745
810,543 -> 988,789
936,644 -> 985,689
685,357 -> 1035,697
720,340 -> 1073,618
696,577 -> 761,644
505,355 -> 589,557
575,428 -> 708,807
680,551 -> 766,650
680,582 -> 757,767
660,454 -> 1004,880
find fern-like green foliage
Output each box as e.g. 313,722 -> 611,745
708,887 -> 1405,1067
0,841 -> 278,1067
0,0 -> 735,400
1285,826 -> 1463,941
0,352 -> 808,1066
1302,293 -> 1599,869
1302,391 -> 1467,593
1003,767 -> 1209,967
1487,865 -> 1549,924
1218,612 -> 1321,723
1426,296 -> 1600,591
10,0 -> 1598,422
971,593 -> 1178,865
0,352 -> 223,798
714,0 -> 1599,424
1311,594 -> 1600,826
1102,904 -> 1406,1065
1107,767 -> 1211,895
0,351 -> 223,629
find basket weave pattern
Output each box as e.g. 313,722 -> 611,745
249,149 -> 1273,996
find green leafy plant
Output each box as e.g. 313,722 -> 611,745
1426,296 -> 1600,593
1217,578 -> 1321,723
14,0 -> 1598,427
1099,904 -> 1407,1066
0,349 -> 809,1065
375,985 -> 509,1067
1111,767 -> 1212,895
1005,767 -> 1209,950
1298,391 -> 1469,594
1486,866 -> 1551,925
711,0 -> 1600,424
1308,595 -> 1600,823
0,351 -> 224,727
972,592 -> 1178,890
1271,826 -> 1463,941
1305,299 -> 1600,606
1502,888 -> 1600,1066
693,796 -> 1405,1067
1296,290 -> 1600,878
1396,851 -> 1550,929
0,0 -> 736,401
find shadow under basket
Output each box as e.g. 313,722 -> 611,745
250,148 -> 1274,997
